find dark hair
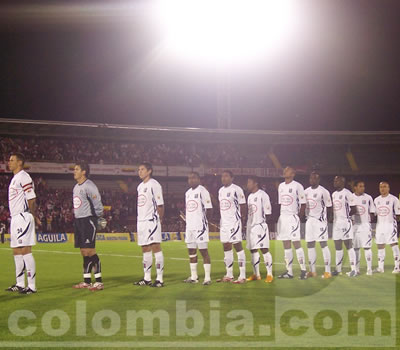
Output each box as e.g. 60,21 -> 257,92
140,162 -> 153,177
75,161 -> 90,177
222,170 -> 234,178
248,175 -> 259,186
310,171 -> 320,177
10,152 -> 25,166
353,179 -> 364,187
380,181 -> 390,186
189,171 -> 200,179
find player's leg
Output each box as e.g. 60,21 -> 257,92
7,246 -> 26,292
260,247 -> 273,283
151,242 -> 164,287
246,225 -> 260,281
364,248 -> 373,275
390,243 -> 400,273
307,241 -> 317,277
333,240 -> 344,275
352,228 -> 361,275
293,240 -> 307,279
343,239 -> 357,277
218,242 -> 234,282
376,243 -> 386,273
233,241 -> 246,282
277,215 -> 295,278
320,241 -> 332,278
184,245 -> 199,283
199,244 -> 211,285
278,240 -> 294,278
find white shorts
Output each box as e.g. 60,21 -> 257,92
137,220 -> 162,246
375,223 -> 398,245
333,219 -> 353,241
186,242 -> 209,250
246,223 -> 269,250
277,214 -> 301,241
220,221 -> 242,244
305,217 -> 328,242
185,228 -> 209,245
10,213 -> 36,248
353,224 -> 373,249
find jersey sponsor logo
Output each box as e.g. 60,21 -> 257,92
333,200 -> 342,211
306,199 -> 317,210
281,195 -> 294,206
248,204 -> 257,215
186,200 -> 199,212
219,199 -> 231,211
137,194 -> 147,207
73,196 -> 82,209
356,205 -> 366,215
377,206 -> 390,216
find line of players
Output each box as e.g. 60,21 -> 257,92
6,153 -> 400,293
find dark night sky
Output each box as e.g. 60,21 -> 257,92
1,0 -> 400,131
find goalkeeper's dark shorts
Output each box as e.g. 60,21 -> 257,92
74,216 -> 97,248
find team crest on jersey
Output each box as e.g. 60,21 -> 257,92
313,193 -> 317,198
195,194 -> 198,198
339,195 -> 343,199
387,201 -> 389,205
289,188 -> 292,193
362,200 -> 366,204
227,193 -> 231,197
144,188 -> 147,193
254,197 -> 257,202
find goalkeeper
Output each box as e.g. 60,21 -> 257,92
71,161 -> 106,291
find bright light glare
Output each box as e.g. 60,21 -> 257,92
158,0 -> 299,67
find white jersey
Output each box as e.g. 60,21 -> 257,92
218,183 -> 246,227
374,194 -> 400,225
278,180 -> 306,215
185,185 -> 212,231
352,193 -> 375,225
137,178 -> 164,222
332,188 -> 355,221
8,170 -> 36,217
247,189 -> 272,227
305,185 -> 332,222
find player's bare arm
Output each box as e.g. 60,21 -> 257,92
27,198 -> 41,227
157,205 -> 164,223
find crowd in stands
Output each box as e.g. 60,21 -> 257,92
0,136 -> 269,168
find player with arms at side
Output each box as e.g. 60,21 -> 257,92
217,170 -> 247,284
135,162 -> 165,287
331,176 -> 357,277
183,172 -> 213,285
72,162 -> 106,291
374,181 -> 400,274
246,176 -> 274,283
352,180 -> 375,276
6,153 -> 40,294
277,167 -> 307,280
304,172 -> 333,279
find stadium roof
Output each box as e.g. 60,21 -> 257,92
1,118 -> 400,145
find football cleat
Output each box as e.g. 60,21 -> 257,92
246,274 -> 261,281
232,278 -> 246,284
202,280 -> 211,286
5,284 -> 24,292
216,276 -> 234,283
72,282 -> 91,289
392,268 -> 400,274
306,272 -> 317,278
278,271 -> 293,279
19,287 -> 37,295
332,270 -> 342,276
373,268 -> 384,274
89,282 -> 104,291
299,270 -> 308,280
265,275 -> 274,283
366,269 -> 373,276
346,270 -> 357,277
183,277 -> 199,284
322,272 -> 332,279
134,279 -> 152,286
151,280 -> 164,288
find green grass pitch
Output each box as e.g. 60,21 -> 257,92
0,240 -> 399,349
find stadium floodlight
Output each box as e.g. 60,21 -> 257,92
157,0 -> 300,68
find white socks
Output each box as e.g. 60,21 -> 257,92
392,245 -> 400,270
237,250 -> 246,280
322,246 -> 331,273
224,250 -> 234,278
263,252 -> 273,276
307,247 -> 316,273
14,255 -> 25,288
190,263 -> 198,280
23,253 -> 36,291
203,264 -> 211,281
251,252 -> 260,276
284,249 -> 293,275
296,247 -> 306,271
354,248 -> 361,272
365,249 -> 372,271
378,248 -> 385,271
154,251 -> 164,283
348,248 -> 356,272
143,251 -> 153,281
336,250 -> 344,272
